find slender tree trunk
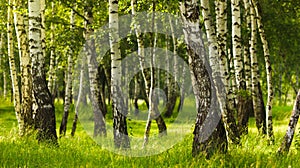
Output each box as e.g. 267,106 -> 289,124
131,0 -> 167,146
164,15 -> 178,118
84,1 -> 106,137
109,0 -> 130,148
228,48 -> 237,105
201,0 -> 240,144
177,62 -> 187,112
278,90 -> 300,154
29,0 -> 58,143
143,1 -> 167,147
0,33 -> 2,97
251,0 -> 274,142
48,2 -> 56,99
133,75 -> 139,115
180,0 -> 228,158
0,33 -> 7,99
60,9 -> 75,137
243,0 -> 252,93
71,58 -> 86,137
231,0 -> 244,90
216,0 -> 234,110
231,0 -> 249,134
249,1 -> 264,134
8,0 -> 23,135
2,44 -> 7,99
14,0 -> 34,134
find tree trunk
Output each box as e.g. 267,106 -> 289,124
249,1 -> 266,134
29,0 -> 58,144
109,0 -> 130,148
143,1 -> 167,147
8,0 -> 23,136
177,64 -> 187,112
0,33 -> 8,100
48,2 -> 56,99
180,0 -> 228,158
0,33 -> 5,98
201,0 -> 240,144
164,15 -> 178,118
251,0 -> 274,142
84,1 -> 106,137
278,90 -> 300,154
231,0 -> 249,135
131,0 -> 167,147
13,0 -> 34,134
71,58 -> 86,137
60,9 -> 75,137
216,0 -> 235,111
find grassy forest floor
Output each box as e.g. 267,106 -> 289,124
0,99 -> 300,167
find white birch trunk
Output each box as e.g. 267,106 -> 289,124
60,9 -> 75,136
48,2 -> 56,98
29,0 -> 58,143
251,0 -> 274,142
14,0 -> 34,134
8,0 -> 23,135
231,0 -> 244,91
109,0 -> 130,148
249,0 -> 265,133
278,90 -> 300,154
180,0 -> 228,158
201,0 -> 240,144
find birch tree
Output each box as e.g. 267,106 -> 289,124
277,90 -> 300,154
201,0 -> 240,144
109,0 -> 130,148
131,0 -> 167,147
8,0 -> 23,135
60,8 -> 75,137
231,0 -> 250,134
180,0 -> 228,158
29,0 -> 58,143
84,0 -> 107,137
48,2 -> 56,98
251,0 -> 274,142
13,0 -> 34,135
249,0 -> 266,134
0,33 -> 6,99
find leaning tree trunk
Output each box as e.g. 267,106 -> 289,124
29,0 -> 58,143
109,0 -> 130,148
201,0 -> 240,144
249,1 -> 266,134
13,0 -> 34,134
85,1 -> 106,137
71,58 -> 86,137
59,9 -> 75,137
277,90 -> 300,154
251,0 -> 274,142
8,0 -> 23,136
180,0 -> 228,158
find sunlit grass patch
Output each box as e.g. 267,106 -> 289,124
1,99 -> 300,167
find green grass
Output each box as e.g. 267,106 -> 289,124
1,98 -> 299,167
